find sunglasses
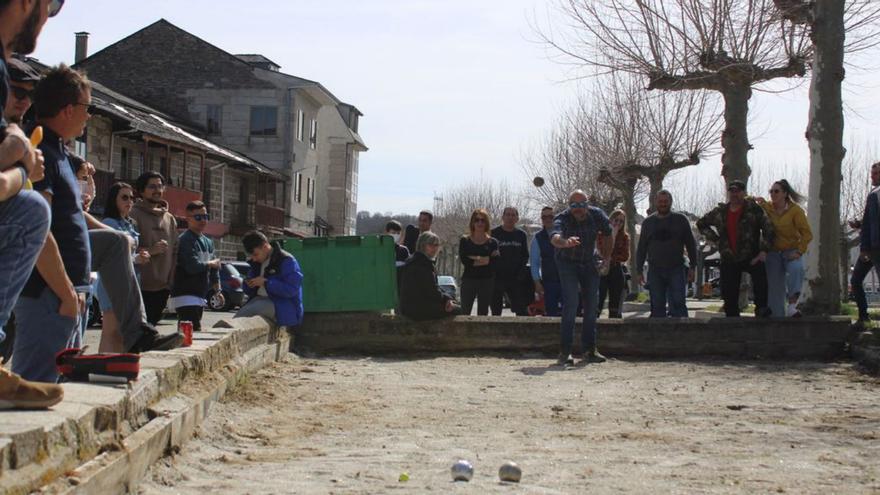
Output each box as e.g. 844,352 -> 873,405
193,213 -> 210,222
10,86 -> 34,101
48,0 -> 64,17
473,218 -> 487,224
119,194 -> 133,201
727,187 -> 743,193
569,201 -> 589,209
769,188 -> 783,194
73,102 -> 94,114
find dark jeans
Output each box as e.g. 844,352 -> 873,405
491,276 -> 528,316
720,260 -> 768,317
647,265 -> 688,317
142,289 -> 170,325
461,277 -> 494,315
597,263 -> 625,318
177,305 -> 204,332
543,279 -> 562,317
557,257 -> 600,356
851,254 -> 877,320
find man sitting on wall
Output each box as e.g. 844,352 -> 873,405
235,230 -> 304,328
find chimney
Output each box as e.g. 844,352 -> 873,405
74,32 -> 89,63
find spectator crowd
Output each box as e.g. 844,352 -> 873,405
1,1 -> 303,411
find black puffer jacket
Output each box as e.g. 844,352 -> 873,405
399,252 -> 450,321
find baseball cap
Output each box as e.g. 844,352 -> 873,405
7,57 -> 42,84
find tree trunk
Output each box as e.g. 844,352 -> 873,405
646,172 -> 664,215
803,0 -> 846,315
839,224 -> 852,304
621,178 -> 640,295
720,85 -> 753,186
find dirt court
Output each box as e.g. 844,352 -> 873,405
140,355 -> 879,494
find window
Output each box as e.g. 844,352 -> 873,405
294,173 -> 302,203
306,177 -> 315,207
206,105 -> 222,135
296,110 -> 305,141
120,147 -> 130,179
249,106 -> 278,136
309,119 -> 318,149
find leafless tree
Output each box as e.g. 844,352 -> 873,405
538,0 -> 880,187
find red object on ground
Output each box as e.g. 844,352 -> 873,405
179,321 -> 193,347
55,348 -> 140,382
528,296 -> 546,317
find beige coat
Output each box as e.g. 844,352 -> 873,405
130,200 -> 179,291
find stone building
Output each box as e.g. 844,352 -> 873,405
74,19 -> 367,236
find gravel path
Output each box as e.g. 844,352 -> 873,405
140,356 -> 879,494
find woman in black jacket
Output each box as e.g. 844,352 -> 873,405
399,231 -> 461,320
458,208 -> 499,315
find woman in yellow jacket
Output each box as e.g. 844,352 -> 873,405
759,180 -> 813,317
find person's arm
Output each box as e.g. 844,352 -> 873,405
635,220 -> 648,275
520,230 -> 530,267
860,198 -> 871,252
682,216 -> 698,267
696,209 -> 720,245
32,191 -> 80,318
529,237 -> 541,281
459,238 -> 475,268
794,207 -> 813,254
617,232 -> 630,262
208,241 -> 220,288
0,124 -> 34,169
758,206 -> 775,254
84,211 -> 112,230
595,210 -> 613,259
266,257 -> 304,300
0,165 -> 27,201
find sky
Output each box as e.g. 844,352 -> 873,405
31,0 -> 880,217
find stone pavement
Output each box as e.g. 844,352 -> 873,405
1,311 -> 286,494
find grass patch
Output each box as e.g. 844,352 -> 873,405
635,292 -> 649,303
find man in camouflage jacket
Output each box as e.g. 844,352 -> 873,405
697,180 -> 774,317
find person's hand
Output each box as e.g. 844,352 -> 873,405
754,196 -> 766,206
151,240 -> 169,256
565,236 -> 581,248
534,280 -> 544,295
445,300 -> 454,312
751,251 -> 767,265
58,289 -> 79,319
474,257 -> 489,267
83,161 -> 96,176
77,292 -> 87,315
687,268 -> 695,284
639,273 -> 646,286
208,258 -> 222,269
6,124 -> 39,177
246,276 -> 266,288
28,149 -> 44,182
135,249 -> 151,265
786,251 -> 802,261
214,290 -> 225,307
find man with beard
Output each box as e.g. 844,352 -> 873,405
635,190 -> 698,317
0,0 -> 64,407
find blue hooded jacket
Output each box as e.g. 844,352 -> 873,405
244,246 -> 304,326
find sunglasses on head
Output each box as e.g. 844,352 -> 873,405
569,201 -> 589,209
48,0 -> 64,17
10,86 -> 34,101
193,213 -> 210,222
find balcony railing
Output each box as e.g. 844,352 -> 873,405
255,204 -> 285,230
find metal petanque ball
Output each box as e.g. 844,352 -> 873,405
498,461 -> 522,483
451,460 -> 474,482
533,176 -> 545,187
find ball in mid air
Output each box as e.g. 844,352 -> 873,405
533,176 -> 545,187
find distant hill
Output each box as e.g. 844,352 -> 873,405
356,211 -> 420,235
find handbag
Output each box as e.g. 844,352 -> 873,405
55,348 -> 140,382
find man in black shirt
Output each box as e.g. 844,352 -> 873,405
491,207 -> 529,316
403,210 -> 432,255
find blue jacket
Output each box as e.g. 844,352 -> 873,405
244,246 -> 304,326
861,188 -> 880,251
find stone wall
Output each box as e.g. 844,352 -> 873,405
294,314 -> 851,359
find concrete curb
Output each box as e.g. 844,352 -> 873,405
0,316 -> 288,495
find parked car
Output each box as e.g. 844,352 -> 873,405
437,275 -> 458,301
207,262 -> 248,311
230,261 -> 251,278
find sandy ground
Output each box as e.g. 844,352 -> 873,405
139,356 -> 879,494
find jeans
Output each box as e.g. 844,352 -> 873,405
142,289 -> 170,325
851,255 -> 874,320
557,257 -> 600,356
235,296 -> 276,322
460,277 -> 494,315
177,305 -> 204,333
0,190 -> 50,342
764,249 -> 805,317
12,287 -> 81,382
543,279 -> 562,317
647,265 -> 689,317
491,276 -> 528,316
89,229 -> 149,350
597,262 -> 625,318
720,259 -> 769,317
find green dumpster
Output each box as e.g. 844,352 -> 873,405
281,235 -> 398,312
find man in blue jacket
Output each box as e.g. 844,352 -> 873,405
235,230 -> 304,327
